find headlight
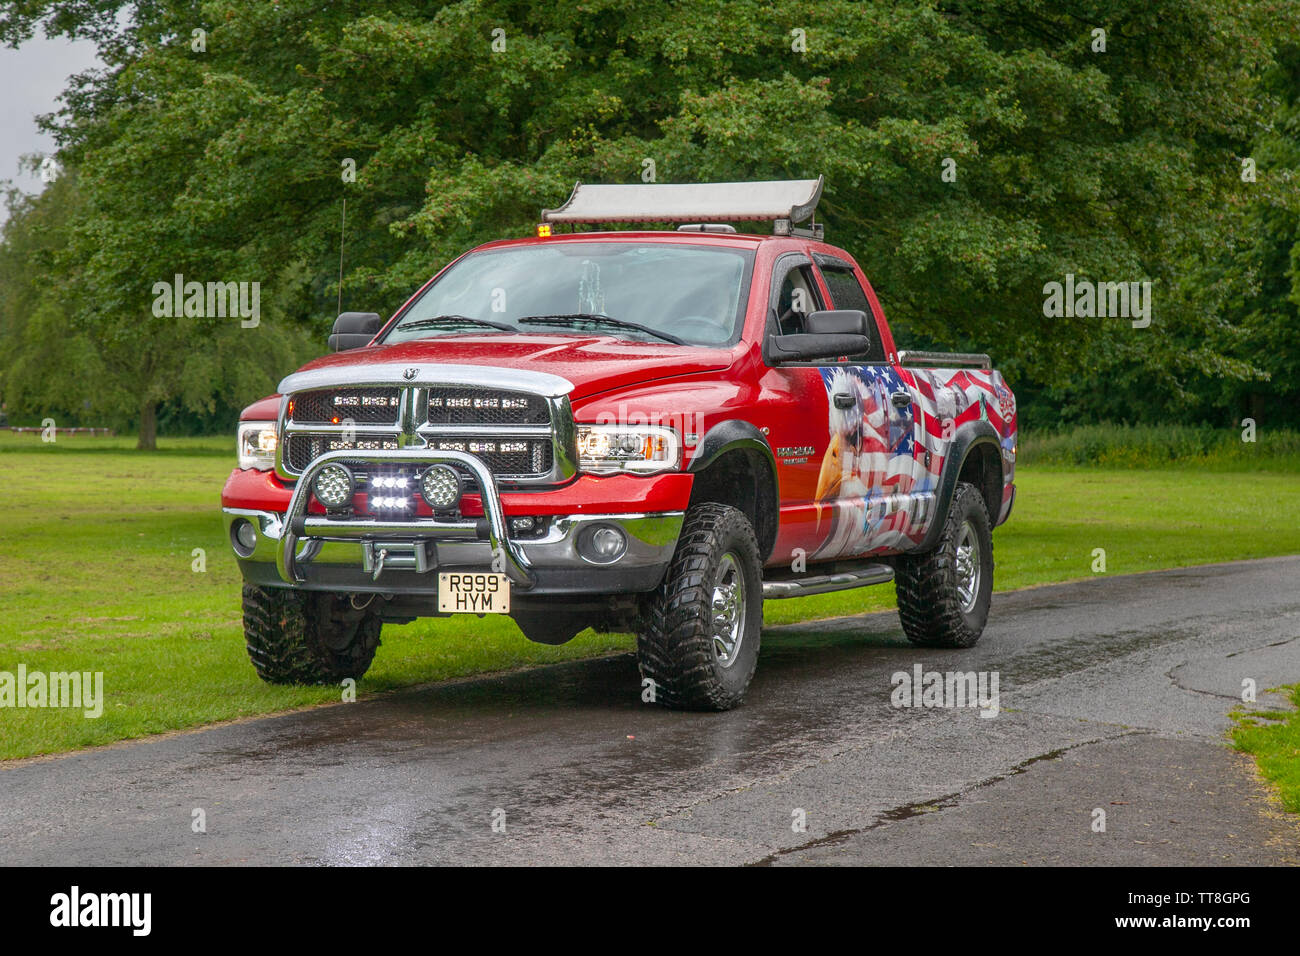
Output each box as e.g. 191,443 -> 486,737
237,421 -> 278,470
577,424 -> 680,475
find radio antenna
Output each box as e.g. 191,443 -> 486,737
337,197 -> 347,316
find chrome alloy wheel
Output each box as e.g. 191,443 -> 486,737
954,520 -> 981,613
711,552 -> 747,668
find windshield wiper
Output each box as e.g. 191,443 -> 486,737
397,314 -> 517,332
517,313 -> 685,345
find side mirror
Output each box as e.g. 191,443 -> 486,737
804,309 -> 870,337
328,312 -> 382,351
766,309 -> 872,364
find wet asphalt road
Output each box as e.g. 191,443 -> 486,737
3,557 -> 1299,866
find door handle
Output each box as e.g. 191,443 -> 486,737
890,391 -> 913,408
833,392 -> 855,409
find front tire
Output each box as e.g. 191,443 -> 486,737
894,481 -> 994,648
242,586 -> 382,684
637,503 -> 763,711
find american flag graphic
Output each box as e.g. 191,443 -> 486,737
814,364 -> 1016,558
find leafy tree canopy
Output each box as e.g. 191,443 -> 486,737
1,0 -> 1297,442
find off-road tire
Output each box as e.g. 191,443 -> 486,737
242,585 -> 382,684
894,481 -> 994,648
637,503 -> 763,711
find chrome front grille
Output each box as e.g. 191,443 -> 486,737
426,387 -> 549,426
278,378 -> 571,485
284,433 -> 401,474
290,388 -> 401,426
424,436 -> 553,476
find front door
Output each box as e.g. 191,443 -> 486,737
810,261 -> 923,559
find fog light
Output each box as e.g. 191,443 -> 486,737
231,518 -> 258,557
313,464 -> 354,509
511,516 -> 536,533
421,464 -> 461,511
578,524 -> 627,564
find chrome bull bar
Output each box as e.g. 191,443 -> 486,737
277,449 -> 535,588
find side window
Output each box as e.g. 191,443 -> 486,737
818,265 -> 886,363
773,264 -> 821,335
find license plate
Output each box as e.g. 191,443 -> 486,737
438,572 -> 510,613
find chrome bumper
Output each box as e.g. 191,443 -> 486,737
223,449 -> 683,596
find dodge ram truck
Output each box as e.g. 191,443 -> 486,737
221,178 -> 1018,710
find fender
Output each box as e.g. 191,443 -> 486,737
909,420 -> 1004,554
688,419 -> 777,479
687,419 -> 780,558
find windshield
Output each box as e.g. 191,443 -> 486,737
382,241 -> 755,347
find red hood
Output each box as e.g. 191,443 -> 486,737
291,334 -> 735,400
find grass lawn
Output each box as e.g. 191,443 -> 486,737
1232,687 -> 1300,813
2,429 -> 1299,763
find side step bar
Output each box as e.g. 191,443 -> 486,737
762,562 -> 894,599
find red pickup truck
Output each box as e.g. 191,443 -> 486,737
221,178 -> 1017,710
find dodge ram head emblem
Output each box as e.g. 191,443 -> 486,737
403,367 -> 418,381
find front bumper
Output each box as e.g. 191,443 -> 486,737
222,449 -> 684,597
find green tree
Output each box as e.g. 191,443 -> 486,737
0,167 -> 313,445
0,173 -> 97,426
1019,37 -> 1300,429
1223,41 -> 1300,428
2,0 -> 1295,441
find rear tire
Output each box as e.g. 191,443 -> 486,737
636,503 -> 763,711
242,586 -> 382,684
894,481 -> 993,648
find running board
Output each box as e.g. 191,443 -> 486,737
762,562 -> 894,599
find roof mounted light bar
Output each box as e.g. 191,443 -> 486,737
540,177 -> 824,236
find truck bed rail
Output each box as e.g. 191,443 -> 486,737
897,350 -> 992,370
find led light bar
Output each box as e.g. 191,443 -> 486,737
541,177 -> 824,225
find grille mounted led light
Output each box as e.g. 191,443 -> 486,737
420,464 -> 462,511
312,463 -> 354,509
367,471 -> 416,512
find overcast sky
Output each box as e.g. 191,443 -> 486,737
0,32 -> 101,220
